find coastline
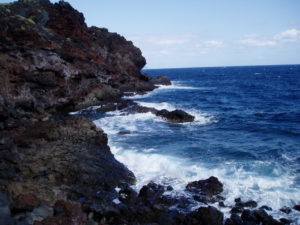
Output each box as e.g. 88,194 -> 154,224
0,1 -> 299,225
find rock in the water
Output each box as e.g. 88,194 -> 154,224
280,206 -> 292,214
157,109 -> 195,123
259,205 -> 272,211
293,204 -> 300,211
186,176 -> 223,196
151,76 -> 172,86
235,198 -> 258,208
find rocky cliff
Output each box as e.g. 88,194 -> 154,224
0,0 -> 149,216
0,1 -> 292,225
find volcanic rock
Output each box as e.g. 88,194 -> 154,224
13,194 -> 41,212
185,206 -> 224,225
280,206 -> 292,214
157,109 -> 195,123
186,176 -> 223,196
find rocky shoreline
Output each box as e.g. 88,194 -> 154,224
0,0 -> 299,224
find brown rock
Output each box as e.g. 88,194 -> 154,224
13,193 -> 40,212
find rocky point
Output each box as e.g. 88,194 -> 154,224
0,0 -> 294,225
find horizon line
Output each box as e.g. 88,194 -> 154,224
143,63 -> 300,70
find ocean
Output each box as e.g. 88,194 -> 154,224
93,65 -> 300,221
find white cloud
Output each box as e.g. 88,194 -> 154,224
204,40 -> 224,47
147,38 -> 187,45
274,29 -> 300,42
238,29 -> 300,47
238,38 -> 277,47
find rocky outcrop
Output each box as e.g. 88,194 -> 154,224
7,117 -> 135,204
0,0 -> 165,127
1,1 -> 295,225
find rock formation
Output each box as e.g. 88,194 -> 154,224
0,1 -> 292,225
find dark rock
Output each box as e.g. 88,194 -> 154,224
139,182 -> 165,201
259,205 -> 272,211
151,76 -> 172,86
293,204 -> 300,211
230,206 -> 244,214
280,218 -> 292,224
241,209 -> 260,224
7,117 -> 135,204
186,176 -> 223,196
53,200 -> 87,222
218,201 -> 226,207
185,206 -> 224,225
157,109 -> 195,123
225,213 -> 243,225
280,206 -> 292,214
235,199 -> 257,208
242,209 -> 283,225
13,194 -> 41,212
118,131 -> 131,135
118,185 -> 138,204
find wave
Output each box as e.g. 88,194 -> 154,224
126,82 -> 214,99
94,111 -> 161,135
108,144 -> 300,214
94,111 -> 300,211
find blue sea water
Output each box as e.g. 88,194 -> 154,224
93,65 -> 300,221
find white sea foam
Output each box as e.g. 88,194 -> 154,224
94,111 -> 162,135
69,105 -> 103,115
109,145 -> 300,210
136,101 -> 177,111
93,109 -> 300,224
156,84 -> 200,90
126,82 -> 210,100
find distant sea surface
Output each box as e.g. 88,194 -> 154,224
93,65 -> 300,221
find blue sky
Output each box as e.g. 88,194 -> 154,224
1,0 -> 300,68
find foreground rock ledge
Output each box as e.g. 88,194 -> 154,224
8,117 -> 136,204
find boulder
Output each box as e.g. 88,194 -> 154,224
185,206 -> 224,225
13,194 -> 41,212
157,109 -> 195,123
186,176 -> 223,196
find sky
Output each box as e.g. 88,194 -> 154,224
1,0 -> 300,68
